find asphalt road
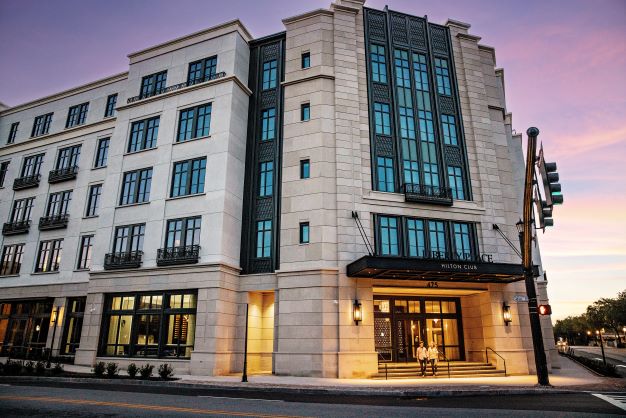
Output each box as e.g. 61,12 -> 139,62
0,382 -> 625,417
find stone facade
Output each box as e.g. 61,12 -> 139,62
0,1 -> 556,379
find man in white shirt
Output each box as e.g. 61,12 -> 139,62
416,341 -> 429,377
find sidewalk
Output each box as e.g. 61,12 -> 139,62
14,355 -> 621,396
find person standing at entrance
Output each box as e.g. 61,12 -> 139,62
428,342 -> 439,376
416,341 -> 428,377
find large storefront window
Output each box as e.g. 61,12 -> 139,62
100,291 -> 197,359
0,299 -> 53,359
374,296 -> 463,362
61,297 -> 86,355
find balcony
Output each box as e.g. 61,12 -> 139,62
48,165 -> 78,183
403,183 -> 453,206
38,214 -> 69,230
104,251 -> 143,270
13,174 -> 41,191
156,245 -> 200,267
126,72 -> 226,104
2,220 -> 31,236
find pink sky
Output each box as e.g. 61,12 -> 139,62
1,0 -> 624,320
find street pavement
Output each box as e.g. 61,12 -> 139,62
0,382 -> 625,417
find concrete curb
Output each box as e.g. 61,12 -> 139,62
0,375 -> 579,398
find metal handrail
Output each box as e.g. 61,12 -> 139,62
438,351 -> 452,379
127,71 -> 226,103
485,346 -> 507,376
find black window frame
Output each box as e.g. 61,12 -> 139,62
8,122 -> 19,144
127,116 -> 159,153
104,94 -> 118,118
112,223 -> 145,254
301,103 -> 310,121
119,167 -> 153,205
94,137 -> 110,168
177,103 -> 212,142
65,102 -> 89,128
262,60 -> 277,90
10,197 -> 35,223
140,71 -> 167,98
299,222 -> 310,244
258,161 -> 273,197
85,184 -> 102,217
77,235 -> 94,270
301,52 -> 311,69
31,113 -> 53,137
164,217 -> 201,249
0,161 -> 9,187
300,159 -> 310,179
61,297 -> 86,355
260,107 -> 276,141
45,190 -> 72,217
187,56 -> 218,84
35,238 -> 63,273
55,144 -> 81,170
20,153 -> 44,177
170,157 -> 206,198
255,219 -> 272,258
0,243 -> 25,276
369,43 -> 387,84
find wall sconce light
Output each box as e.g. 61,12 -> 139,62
353,300 -> 362,325
503,303 -> 512,326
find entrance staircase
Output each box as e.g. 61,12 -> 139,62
373,361 -> 506,379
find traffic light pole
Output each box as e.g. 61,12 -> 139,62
522,127 -> 550,386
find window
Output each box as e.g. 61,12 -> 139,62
170,157 -> 206,197
394,49 -> 419,187
428,221 -> 446,258
259,161 -> 273,197
61,297 -> 86,355
448,166 -> 465,200
441,114 -> 458,145
262,60 -> 277,90
35,239 -> 63,272
31,113 -> 53,137
45,190 -> 72,217
377,156 -> 395,192
300,159 -> 310,179
373,102 -> 391,135
140,71 -> 167,98
370,44 -> 387,83
0,161 -> 9,187
256,220 -> 272,258
128,117 -> 159,153
85,184 -> 102,216
299,222 -> 310,244
187,56 -> 217,84
21,154 -> 44,177
453,222 -> 473,260
66,102 -> 89,128
165,217 -> 201,248
77,235 -> 94,270
1,244 -> 24,275
105,94 -> 118,118
55,144 -> 81,169
10,197 -> 34,223
301,52 -> 311,69
301,103 -> 310,121
7,122 -> 18,144
406,218 -> 426,257
177,104 -> 212,142
434,58 -> 452,95
261,108 -> 276,141
113,224 -> 145,254
94,137 -> 109,168
378,216 -> 399,256
120,168 -> 152,205
100,291 -> 197,358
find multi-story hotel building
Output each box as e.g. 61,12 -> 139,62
0,0 -> 557,378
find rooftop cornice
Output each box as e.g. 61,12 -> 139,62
0,72 -> 128,117
445,19 -> 472,30
282,8 -> 334,25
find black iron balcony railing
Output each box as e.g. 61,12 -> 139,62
48,165 -> 78,183
13,174 -> 41,190
38,214 -> 69,230
104,251 -> 143,270
126,72 -> 226,104
156,245 -> 200,267
403,183 -> 453,206
2,220 -> 31,235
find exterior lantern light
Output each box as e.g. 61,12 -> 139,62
353,300 -> 362,325
502,303 -> 512,326
515,219 -> 524,234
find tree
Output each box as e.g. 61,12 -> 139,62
586,289 -> 626,347
554,315 -> 590,345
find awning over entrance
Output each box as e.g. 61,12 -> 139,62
347,256 -> 537,283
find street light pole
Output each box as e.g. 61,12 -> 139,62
522,127 -> 550,386
596,329 -> 607,366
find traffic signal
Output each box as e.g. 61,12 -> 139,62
537,146 -> 563,207
535,189 -> 554,229
538,304 -> 552,315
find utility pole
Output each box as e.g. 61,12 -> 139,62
522,127 -> 550,386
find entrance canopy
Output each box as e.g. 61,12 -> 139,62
347,256 -> 537,283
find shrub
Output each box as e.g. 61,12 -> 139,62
35,361 -> 46,375
105,362 -> 119,377
52,362 -> 64,374
139,364 -> 154,379
127,363 -> 138,378
4,360 -> 23,375
93,361 -> 106,377
157,363 -> 174,379
23,360 -> 35,374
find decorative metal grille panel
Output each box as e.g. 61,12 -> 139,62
252,259 -> 272,273
262,43 -> 279,61
430,25 -> 448,55
390,13 -> 408,45
372,84 -> 390,102
376,136 -> 394,157
368,11 -> 387,41
439,96 -> 455,115
261,90 -> 276,109
408,18 -> 427,50
256,197 -> 273,220
258,141 -> 274,162
374,318 -> 392,347
445,145 -> 463,166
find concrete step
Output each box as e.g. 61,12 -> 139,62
373,361 -> 506,379
372,371 -> 507,379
